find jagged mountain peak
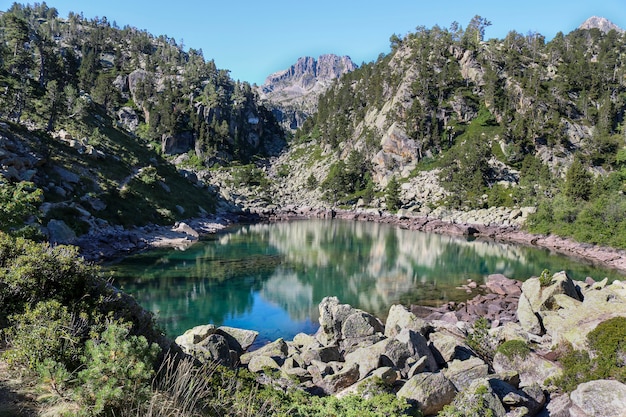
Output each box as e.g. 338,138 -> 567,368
261,54 -> 357,92
578,16 -> 624,34
258,54 -> 357,130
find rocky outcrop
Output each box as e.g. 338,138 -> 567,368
162,131 -> 195,155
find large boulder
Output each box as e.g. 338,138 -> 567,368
117,106 -> 139,132
397,372 -> 457,416
239,338 -> 288,365
517,272 -> 582,335
383,329 -> 438,377
341,311 -> 384,340
316,296 -> 357,345
176,324 -> 258,365
344,338 -> 392,381
47,219 -> 77,244
385,304 -> 430,338
175,324 -> 217,349
316,297 -> 383,349
428,330 -> 473,365
189,333 -> 233,366
569,379 -> 626,417
541,282 -> 626,350
492,350 -> 562,389
216,326 -> 258,354
443,357 -> 490,392
441,378 -> 506,417
322,362 -> 360,394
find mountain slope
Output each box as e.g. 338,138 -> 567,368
0,3 -> 284,241
255,16 -> 626,248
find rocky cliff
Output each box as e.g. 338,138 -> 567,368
257,54 -> 357,130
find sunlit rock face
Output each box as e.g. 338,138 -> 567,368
257,54 -> 357,130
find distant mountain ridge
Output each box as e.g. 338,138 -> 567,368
578,16 -> 624,33
258,54 -> 357,130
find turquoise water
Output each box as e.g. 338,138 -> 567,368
106,219 -> 624,345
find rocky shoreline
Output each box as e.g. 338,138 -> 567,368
76,205 -> 626,278
256,206 -> 626,274
174,271 -> 626,416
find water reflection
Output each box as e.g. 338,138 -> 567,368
108,219 -> 624,341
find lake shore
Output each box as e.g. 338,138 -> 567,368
252,206 -> 626,275
77,206 -> 626,277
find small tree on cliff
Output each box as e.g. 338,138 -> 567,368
385,175 -> 401,211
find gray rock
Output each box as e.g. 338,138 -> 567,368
488,378 -> 544,416
323,362 -> 360,393
248,355 -> 281,373
317,296 -> 356,345
117,106 -> 139,131
517,272 -> 582,336
536,393 -> 572,417
47,219 -> 77,244
570,379 -> 626,417
344,338 -> 392,381
216,326 -> 258,354
301,345 -> 341,365
175,324 -> 217,349
517,293 -> 543,335
240,338 -> 288,365
53,166 -> 80,184
292,332 -> 317,348
194,333 -> 233,366
492,351 -> 561,389
385,329 -> 438,376
443,357 -> 490,392
397,372 -> 457,416
162,131 -> 195,155
385,304 -> 429,338
341,311 -> 384,340
428,331 -> 473,365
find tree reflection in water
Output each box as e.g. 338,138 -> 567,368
108,220 -> 624,342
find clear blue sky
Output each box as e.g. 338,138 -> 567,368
34,0 -> 626,85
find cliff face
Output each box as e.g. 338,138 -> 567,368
258,55 -> 357,130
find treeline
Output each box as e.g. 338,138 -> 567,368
0,2 -> 283,163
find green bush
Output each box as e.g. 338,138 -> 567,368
0,233 -> 96,314
551,316 -> 626,392
466,317 -> 495,363
587,316 -> 626,381
288,391 -> 413,417
0,180 -> 42,231
539,269 -> 552,287
496,339 -> 530,360
3,300 -> 82,371
76,322 -> 160,415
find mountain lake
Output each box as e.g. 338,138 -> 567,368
106,219 -> 625,346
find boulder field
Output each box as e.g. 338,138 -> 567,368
175,272 -> 626,416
